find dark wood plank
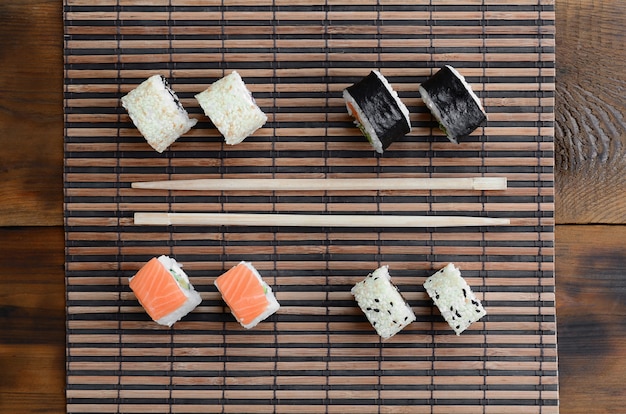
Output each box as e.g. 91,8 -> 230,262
555,1 -> 626,224
0,0 -> 64,226
0,226 -> 66,414
556,225 -> 626,414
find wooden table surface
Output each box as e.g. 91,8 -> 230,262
1,1 -> 623,413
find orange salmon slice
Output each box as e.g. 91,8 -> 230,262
215,263 -> 270,326
129,257 -> 187,321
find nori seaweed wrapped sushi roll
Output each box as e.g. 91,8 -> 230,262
419,65 -> 487,144
343,71 -> 411,153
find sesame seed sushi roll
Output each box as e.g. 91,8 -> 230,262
423,263 -> 486,335
343,71 -> 411,154
195,71 -> 267,145
214,261 -> 280,329
129,255 -> 202,327
121,75 -> 198,153
351,265 -> 416,339
419,65 -> 487,144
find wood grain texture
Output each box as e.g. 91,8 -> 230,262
0,0 -> 64,226
555,0 -> 626,223
555,225 -> 626,414
0,0 -> 623,413
0,226 -> 66,414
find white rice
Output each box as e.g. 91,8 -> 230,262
423,263 -> 486,335
121,75 -> 197,153
351,265 -> 416,339
195,71 -> 267,145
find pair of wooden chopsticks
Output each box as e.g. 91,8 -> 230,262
131,177 -> 510,228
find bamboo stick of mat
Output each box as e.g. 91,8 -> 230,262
134,213 -> 510,227
131,177 -> 507,191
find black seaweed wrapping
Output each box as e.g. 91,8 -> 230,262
160,75 -> 184,111
420,66 -> 487,143
345,72 -> 411,150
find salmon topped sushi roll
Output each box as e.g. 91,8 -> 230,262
129,255 -> 202,327
214,261 -> 280,329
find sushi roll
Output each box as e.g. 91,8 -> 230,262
195,71 -> 267,145
351,265 -> 416,339
214,261 -> 280,329
121,75 -> 197,153
128,255 -> 202,327
423,263 -> 486,335
419,65 -> 487,144
343,71 -> 411,153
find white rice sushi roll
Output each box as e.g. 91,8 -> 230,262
195,71 -> 267,145
423,263 -> 486,335
351,265 -> 416,339
129,255 -> 202,327
419,65 -> 487,144
343,71 -> 412,153
121,75 -> 198,153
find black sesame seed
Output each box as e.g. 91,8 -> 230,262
449,306 -> 454,311
374,308 -> 380,312
462,289 -> 467,298
366,307 -> 372,311
392,320 -> 397,324
373,321 -> 377,326
374,298 -> 380,303
387,310 -> 392,315
476,309 -> 482,313
435,294 -> 440,299
404,316 -> 408,321
455,325 -> 460,330
455,311 -> 461,318
471,300 -> 479,306
390,301 -> 393,306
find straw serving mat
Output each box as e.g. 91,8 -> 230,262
64,1 -> 557,413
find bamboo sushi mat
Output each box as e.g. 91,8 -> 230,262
64,1 -> 557,413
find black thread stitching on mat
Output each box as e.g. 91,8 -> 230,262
536,4 -> 544,411
219,2 -> 227,413
481,1 -> 488,410
167,2 -> 175,412
271,1 -> 279,411
428,1 -> 435,411
376,2 -> 383,409
324,2 -> 331,411
115,1 -> 123,410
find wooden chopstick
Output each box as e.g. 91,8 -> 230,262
131,177 -> 507,191
134,212 -> 510,228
